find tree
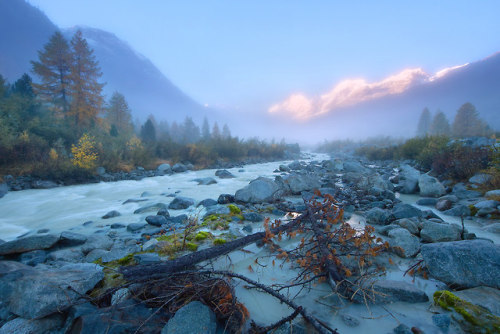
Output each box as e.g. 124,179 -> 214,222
0,74 -> 8,98
201,117 -> 210,140
222,123 -> 231,139
140,119 -> 156,143
429,110 -> 450,136
31,31 -> 72,114
106,92 -> 132,133
452,102 -> 490,137
416,107 -> 431,137
71,133 -> 98,169
181,116 -> 200,144
11,74 -> 34,98
212,122 -> 221,139
68,30 -> 105,128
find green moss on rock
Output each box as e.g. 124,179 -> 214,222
194,231 -> 211,241
434,290 -> 500,334
186,242 -> 198,251
228,204 -> 241,214
213,238 -> 227,245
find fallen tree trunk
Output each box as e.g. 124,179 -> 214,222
121,211 -> 308,281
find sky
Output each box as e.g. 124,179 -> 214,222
27,0 -> 500,113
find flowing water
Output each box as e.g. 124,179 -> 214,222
0,155 -> 497,333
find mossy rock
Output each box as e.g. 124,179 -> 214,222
434,290 -> 500,333
186,242 -> 198,251
469,205 -> 479,216
203,214 -> 232,230
213,238 -> 227,245
194,231 -> 212,241
228,204 -> 241,214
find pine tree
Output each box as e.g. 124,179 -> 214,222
212,122 -> 221,139
11,74 -> 34,98
416,107 -> 431,137
0,74 -> 8,98
106,92 -> 132,133
31,31 -> 72,113
201,117 -> 210,140
140,119 -> 156,143
69,30 -> 104,128
452,102 -> 489,137
222,123 -> 231,139
429,111 -> 450,136
181,116 -> 200,144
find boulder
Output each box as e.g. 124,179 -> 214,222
0,314 -> 64,334
168,196 -> 195,210
134,203 -> 167,214
47,248 -> 84,263
81,235 -> 114,255
416,198 -> 438,206
194,177 -> 217,185
343,161 -> 367,173
0,234 -> 60,255
287,161 -> 304,170
243,212 -> 264,222
172,163 -> 187,173
31,180 -> 58,189
96,166 -> 106,176
485,189 -> 500,199
394,218 -> 419,235
391,203 -> 423,219
367,280 -> 429,304
454,286 -> 500,316
234,177 -> 283,203
365,207 -> 390,225
473,200 -> 499,210
398,164 -> 420,194
420,221 -> 461,243
215,169 -> 235,179
435,199 -> 452,211
198,199 -> 218,207
59,231 -> 87,246
278,164 -> 290,172
127,222 -> 147,232
469,173 -> 493,185
146,215 -> 167,226
421,240 -> 500,288
19,249 -> 47,266
134,253 -> 160,264
283,174 -> 321,195
217,194 -> 235,204
0,262 -> 103,319
162,301 -> 216,334
157,163 -> 172,173
452,183 -> 481,200
387,228 -> 420,258
418,174 -> 445,197
443,204 -> 471,217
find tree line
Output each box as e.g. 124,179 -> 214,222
0,30 -> 292,180
416,103 -> 492,138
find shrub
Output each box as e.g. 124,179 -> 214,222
71,133 -> 98,170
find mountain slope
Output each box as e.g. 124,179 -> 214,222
0,0 -> 209,123
269,53 -> 500,140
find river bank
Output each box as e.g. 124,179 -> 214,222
0,153 -> 498,333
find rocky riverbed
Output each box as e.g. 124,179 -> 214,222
0,153 -> 499,333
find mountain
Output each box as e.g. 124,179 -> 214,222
269,53 -> 500,140
0,0 -> 209,123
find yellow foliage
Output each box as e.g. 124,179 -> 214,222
71,133 -> 98,169
49,148 -> 58,161
126,136 -> 143,151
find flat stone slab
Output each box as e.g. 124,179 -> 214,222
0,234 -> 60,255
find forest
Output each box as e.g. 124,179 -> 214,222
0,30 -> 295,181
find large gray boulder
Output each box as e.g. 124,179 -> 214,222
387,228 -> 420,258
485,189 -> 500,199
398,164 -> 420,194
391,203 -> 423,219
418,174 -> 445,197
168,196 -> 195,210
283,174 -> 321,195
0,314 -> 64,334
157,163 -> 172,173
0,262 -> 103,319
134,203 -> 167,214
162,301 -> 217,334
0,234 -> 60,255
235,177 -> 283,203
469,173 -> 492,185
366,280 -> 428,304
421,240 -> 500,288
215,169 -> 235,179
343,161 -> 367,173
365,207 -> 390,225
172,163 -> 187,173
420,221 -> 461,243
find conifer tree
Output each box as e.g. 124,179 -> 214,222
429,110 -> 450,136
140,119 -> 156,143
222,123 -> 231,139
69,30 -> 104,128
201,117 -> 210,140
31,31 -> 72,113
452,102 -> 490,137
416,107 -> 431,137
212,122 -> 221,139
106,92 -> 132,133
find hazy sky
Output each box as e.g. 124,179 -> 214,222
28,0 -> 500,112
